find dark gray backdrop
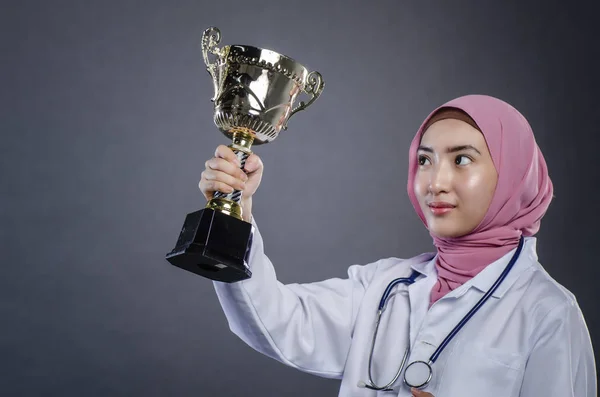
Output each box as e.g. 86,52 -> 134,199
2,1 -> 598,395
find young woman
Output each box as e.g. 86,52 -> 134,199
199,94 -> 596,396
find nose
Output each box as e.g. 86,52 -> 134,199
429,162 -> 452,194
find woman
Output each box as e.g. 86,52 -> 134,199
200,94 -> 596,396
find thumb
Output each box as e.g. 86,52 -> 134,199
244,154 -> 262,173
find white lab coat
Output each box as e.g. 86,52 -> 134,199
213,219 -> 597,396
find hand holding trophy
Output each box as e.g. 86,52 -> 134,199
166,27 -> 325,282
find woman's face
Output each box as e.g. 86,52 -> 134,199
414,118 -> 498,238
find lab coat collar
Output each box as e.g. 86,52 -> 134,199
409,253 -> 437,277
469,236 -> 537,298
410,237 -> 538,299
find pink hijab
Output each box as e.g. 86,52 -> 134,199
406,95 -> 554,306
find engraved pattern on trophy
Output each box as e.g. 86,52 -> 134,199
212,59 -> 278,140
213,46 -> 305,143
166,26 -> 325,282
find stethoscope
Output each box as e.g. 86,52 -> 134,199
358,236 -> 524,392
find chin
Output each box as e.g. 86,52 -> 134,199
421,206 -> 475,238
427,222 -> 468,239
431,230 -> 464,239
430,230 -> 458,238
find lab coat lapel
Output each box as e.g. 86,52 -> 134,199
408,257 -> 438,347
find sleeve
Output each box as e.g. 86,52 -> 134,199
212,218 -> 378,379
519,299 -> 597,397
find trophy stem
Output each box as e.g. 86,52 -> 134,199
205,129 -> 255,221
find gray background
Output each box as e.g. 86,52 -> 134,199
2,0 -> 598,395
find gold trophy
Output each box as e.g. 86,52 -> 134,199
166,27 -> 324,282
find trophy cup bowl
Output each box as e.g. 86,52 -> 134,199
166,27 -> 324,282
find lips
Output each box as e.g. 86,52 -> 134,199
427,202 -> 456,216
427,202 -> 456,208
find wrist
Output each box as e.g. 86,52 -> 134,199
241,197 -> 253,222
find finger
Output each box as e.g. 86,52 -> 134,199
203,169 -> 246,191
214,145 -> 241,167
244,153 -> 263,173
205,158 -> 248,181
202,179 -> 235,195
411,388 -> 433,397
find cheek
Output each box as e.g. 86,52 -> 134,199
413,174 -> 428,202
459,169 -> 497,203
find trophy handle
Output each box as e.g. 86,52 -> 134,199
283,71 -> 324,130
201,27 -> 224,101
201,27 -> 222,67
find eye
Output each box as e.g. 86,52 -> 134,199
455,155 -> 472,165
418,155 -> 431,166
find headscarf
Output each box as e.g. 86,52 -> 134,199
406,94 -> 554,306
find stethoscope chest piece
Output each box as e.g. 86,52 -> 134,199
403,360 -> 432,389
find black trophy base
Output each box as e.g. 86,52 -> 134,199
166,208 -> 252,282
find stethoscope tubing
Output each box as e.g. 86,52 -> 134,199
365,235 -> 525,391
430,235 -> 524,362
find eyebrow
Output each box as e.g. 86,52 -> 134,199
417,144 -> 482,155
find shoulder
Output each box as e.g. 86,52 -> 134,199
524,260 -> 579,315
502,237 -> 579,319
515,259 -> 588,345
505,237 -> 578,318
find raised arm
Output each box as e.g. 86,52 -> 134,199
213,219 -> 377,378
200,144 -> 378,377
